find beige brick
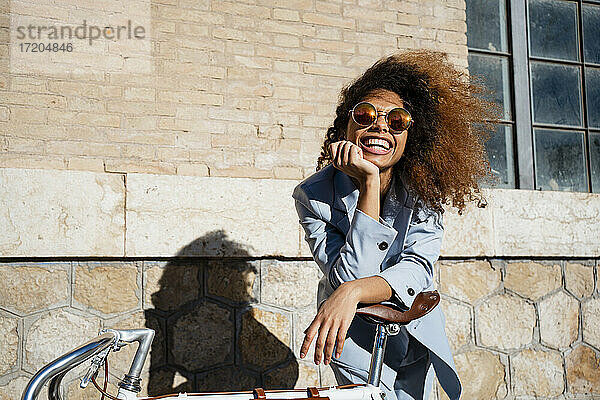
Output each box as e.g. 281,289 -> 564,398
212,1 -> 270,17
66,157 -> 105,171
302,38 -> 355,53
122,143 -> 157,160
343,6 -> 396,22
273,8 -> 301,21
272,86 -> 301,99
124,87 -> 156,101
0,154 -> 67,169
158,5 -> 224,25
316,1 -> 342,14
156,146 -> 190,161
176,162 -> 210,176
273,166 -> 303,179
6,137 -> 45,153
46,140 -> 122,157
315,26 -> 343,40
9,106 -> 47,124
163,62 -> 226,79
256,44 -> 315,62
68,96 -> 105,112
47,80 -> 100,97
273,33 -> 301,47
101,85 -> 123,98
124,116 -> 158,130
257,0 -> 313,10
303,63 -> 356,77
261,19 -> 316,36
0,92 -> 66,108
9,76 -> 47,93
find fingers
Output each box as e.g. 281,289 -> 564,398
335,320 -> 349,358
300,320 -> 318,359
322,325 -> 339,365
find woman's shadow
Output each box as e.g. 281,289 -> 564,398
144,230 -> 298,395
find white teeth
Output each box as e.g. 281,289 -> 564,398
363,138 -> 390,150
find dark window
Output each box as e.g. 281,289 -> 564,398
466,0 -> 600,192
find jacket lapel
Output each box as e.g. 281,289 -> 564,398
332,169 -> 358,233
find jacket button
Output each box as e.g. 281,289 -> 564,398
378,241 -> 388,251
407,288 -> 415,296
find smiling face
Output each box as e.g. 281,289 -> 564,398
344,89 -> 409,173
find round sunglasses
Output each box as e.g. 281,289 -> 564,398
349,102 -> 413,133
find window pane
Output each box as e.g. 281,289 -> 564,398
466,0 -> 509,52
531,62 -> 582,126
468,53 -> 512,120
528,0 -> 579,61
587,67 -> 600,128
534,128 -> 587,191
591,132 -> 600,193
583,4 -> 600,64
486,124 -> 515,188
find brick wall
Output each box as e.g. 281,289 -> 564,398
0,0 -> 468,180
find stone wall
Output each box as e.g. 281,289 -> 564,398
1,257 -> 598,399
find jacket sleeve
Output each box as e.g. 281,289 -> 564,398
376,204 -> 443,309
293,184 -> 398,290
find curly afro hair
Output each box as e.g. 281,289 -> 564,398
317,49 -> 500,213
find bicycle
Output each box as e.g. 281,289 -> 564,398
21,291 -> 440,400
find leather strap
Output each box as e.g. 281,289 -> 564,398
253,388 -> 266,399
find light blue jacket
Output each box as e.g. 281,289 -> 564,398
293,164 -> 461,400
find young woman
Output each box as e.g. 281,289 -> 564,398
292,50 -> 496,400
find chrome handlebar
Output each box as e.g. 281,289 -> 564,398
21,328 -> 155,400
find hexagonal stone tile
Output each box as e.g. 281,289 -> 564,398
476,294 -> 535,350
438,261 -> 500,304
24,310 -> 101,373
439,350 -> 505,400
261,260 -> 320,309
206,260 -> 259,303
0,263 -> 69,315
196,366 -> 259,392
583,298 -> 600,349
442,301 -> 472,351
511,349 -> 564,397
565,262 -> 594,299
504,261 -> 561,301
0,315 -> 18,375
240,306 -> 292,370
539,291 -> 579,349
143,261 -> 202,312
169,301 -> 233,372
264,360 -> 318,389
74,261 -> 139,315
566,344 -> 600,394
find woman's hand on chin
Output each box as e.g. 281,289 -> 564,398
299,280 -> 360,365
329,140 -> 379,184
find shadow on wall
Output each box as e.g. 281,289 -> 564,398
144,230 -> 298,395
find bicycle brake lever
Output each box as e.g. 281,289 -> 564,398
80,329 -> 120,389
80,347 -> 111,388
